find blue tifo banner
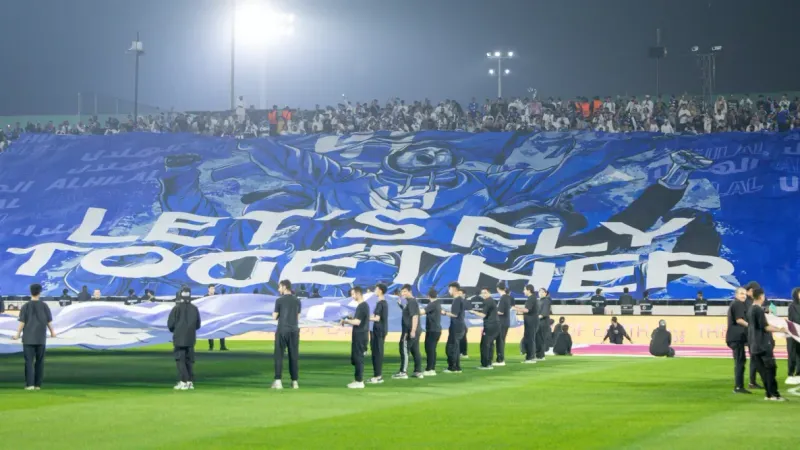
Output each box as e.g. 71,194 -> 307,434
0,131 -> 798,301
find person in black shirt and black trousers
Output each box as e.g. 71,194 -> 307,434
12,284 -> 56,390
494,283 -> 513,366
469,287 -> 500,370
272,280 -> 301,390
419,288 -> 441,376
744,281 -> 762,389
461,293 -> 483,359
341,286 -> 370,389
726,287 -> 751,394
514,284 -> 539,364
167,286 -> 201,390
394,284 -> 423,379
442,282 -> 466,373
603,317 -> 633,344
553,325 -> 573,356
58,289 -> 72,307
368,283 -> 389,384
649,320 -> 674,357
787,287 -> 800,386
619,288 -> 635,316
747,287 -> 787,401
590,288 -> 606,315
536,288 -> 552,360
205,285 -> 229,352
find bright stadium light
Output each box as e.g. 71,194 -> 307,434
488,69 -> 495,75
485,49 -> 515,97
711,45 -> 723,52
504,69 -> 510,75
494,51 -> 501,57
507,51 -> 514,57
486,52 -> 492,57
236,2 -> 295,44
690,46 -> 699,52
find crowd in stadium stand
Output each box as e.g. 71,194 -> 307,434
2,93 -> 800,150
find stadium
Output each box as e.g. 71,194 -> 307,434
2,0 -> 800,449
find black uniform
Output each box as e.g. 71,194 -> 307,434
553,332 -> 573,356
619,294 -> 635,315
521,294 -> 539,360
725,299 -> 749,389
649,327 -> 674,357
371,298 -> 388,378
479,297 -> 500,367
18,300 -> 53,388
351,302 -> 370,382
590,295 -> 606,315
424,299 -> 442,371
495,294 -> 513,363
744,296 -> 758,386
446,296 -> 466,371
536,296 -> 552,358
747,304 -> 780,398
603,323 -> 631,344
399,297 -> 422,374
274,294 -> 301,382
788,302 -> 800,377
168,301 -> 201,384
58,295 -> 72,307
461,296 -> 484,356
76,290 -> 91,302
124,295 -> 140,306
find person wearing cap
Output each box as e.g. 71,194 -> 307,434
649,320 -> 674,357
168,286 -> 201,390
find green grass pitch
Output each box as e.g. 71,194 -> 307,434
0,341 -> 796,449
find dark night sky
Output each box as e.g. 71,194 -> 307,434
1,0 -> 798,115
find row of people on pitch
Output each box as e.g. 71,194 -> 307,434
515,284 -> 553,363
725,282 -> 793,401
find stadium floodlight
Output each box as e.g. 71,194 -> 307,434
507,51 -> 514,58
711,45 -> 723,52
485,49 -> 515,97
504,69 -> 510,75
486,52 -> 492,57
690,46 -> 699,53
494,51 -> 501,57
488,69 -> 495,75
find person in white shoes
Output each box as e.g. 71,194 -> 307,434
393,284 -> 423,380
786,287 -> 800,386
367,284 -> 389,385
420,288 -> 443,376
168,286 -> 201,391
341,287 -> 370,389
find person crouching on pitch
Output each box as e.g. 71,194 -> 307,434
394,284 -> 424,379
341,286 -> 370,389
468,287 -> 500,370
649,320 -> 675,357
168,286 -> 201,390
272,279 -> 301,390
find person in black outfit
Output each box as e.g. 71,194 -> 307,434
124,289 -> 140,306
341,286 -> 370,389
787,287 -> 800,385
419,288 -> 442,375
603,317 -> 633,344
12,283 -> 56,390
469,287 -> 500,370
368,283 -> 389,384
553,317 -> 566,340
694,290 -> 708,316
494,283 -> 513,366
513,284 -> 539,364
649,320 -> 674,357
442,282 -> 466,373
590,288 -> 606,315
76,285 -> 91,302
619,288 -> 635,315
726,287 -> 751,393
143,289 -> 156,302
272,279 -> 301,390
553,324 -> 573,356
58,289 -> 72,307
639,290 -> 652,316
296,284 -> 309,298
460,292 -> 483,359
744,281 -> 762,389
747,288 -> 787,401
395,284 -> 423,379
168,286 -> 201,390
205,285 -> 228,351
536,288 -> 552,360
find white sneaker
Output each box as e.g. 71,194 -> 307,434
174,382 -> 187,390
367,377 -> 384,384
187,382 -> 194,390
786,376 -> 800,385
412,372 -> 425,379
24,386 -> 35,391
461,354 -> 469,359
442,369 -> 455,374
523,359 -> 537,364
347,381 -> 365,389
477,365 -> 494,370
271,380 -> 283,390
291,381 -> 299,390
536,357 -> 546,362
392,372 -> 409,380
423,370 -> 437,377
492,361 -> 506,367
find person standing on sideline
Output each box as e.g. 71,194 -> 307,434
649,320 -> 675,357
744,281 -> 763,389
726,287 -> 751,394
536,288 -> 552,360
747,287 -> 787,401
553,325 -> 573,356
341,286 -> 370,389
272,280 -> 301,390
469,287 -> 500,370
442,282 -> 466,373
368,283 -> 389,384
12,283 -> 56,390
787,287 -> 800,385
167,286 -> 201,391
205,285 -> 228,352
461,291 -> 483,359
494,283 -> 513,366
602,317 -> 633,344
394,285 -> 424,379
513,284 -> 539,364
419,288 -> 442,376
